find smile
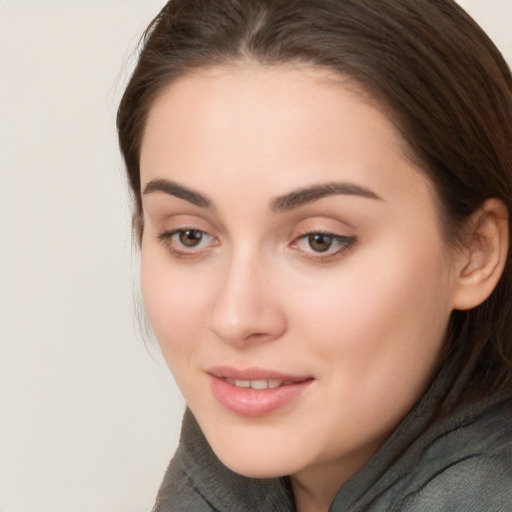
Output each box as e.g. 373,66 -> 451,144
224,378 -> 294,389
208,367 -> 314,417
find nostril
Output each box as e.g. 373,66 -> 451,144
243,332 -> 274,342
209,310 -> 287,345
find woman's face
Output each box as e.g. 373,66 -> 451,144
139,65 -> 459,484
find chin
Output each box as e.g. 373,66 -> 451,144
215,447 -> 296,479
201,418 -> 305,479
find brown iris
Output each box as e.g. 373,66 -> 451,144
178,230 -> 203,247
308,233 -> 333,252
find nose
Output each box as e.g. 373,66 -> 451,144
208,251 -> 287,346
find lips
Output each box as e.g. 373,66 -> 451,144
208,366 -> 313,417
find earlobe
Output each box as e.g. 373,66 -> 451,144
452,198 -> 509,311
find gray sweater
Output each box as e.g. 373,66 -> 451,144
153,367 -> 512,511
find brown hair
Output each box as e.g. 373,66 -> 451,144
117,0 -> 512,401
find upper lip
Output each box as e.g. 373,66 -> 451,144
207,366 -> 313,382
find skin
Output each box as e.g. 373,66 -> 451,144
139,64 -> 467,512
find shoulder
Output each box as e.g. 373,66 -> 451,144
398,451 -> 512,511
396,396 -> 512,512
399,448 -> 512,511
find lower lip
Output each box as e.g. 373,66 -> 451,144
209,376 -> 313,417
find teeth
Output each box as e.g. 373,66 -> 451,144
226,378 -> 284,389
250,379 -> 269,390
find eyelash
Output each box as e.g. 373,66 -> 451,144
157,229 -> 356,261
158,228 -> 216,259
291,231 -> 356,261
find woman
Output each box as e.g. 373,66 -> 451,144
117,1 -> 512,510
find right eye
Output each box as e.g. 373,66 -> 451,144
176,229 -> 206,247
158,229 -> 217,258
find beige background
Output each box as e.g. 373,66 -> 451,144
0,1 -> 511,511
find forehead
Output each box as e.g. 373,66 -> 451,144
140,63 -> 431,205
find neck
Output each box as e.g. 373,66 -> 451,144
292,482 -> 333,512
290,462 -> 351,512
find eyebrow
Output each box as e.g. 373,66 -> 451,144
271,182 -> 382,212
143,179 -> 213,209
142,178 -> 381,212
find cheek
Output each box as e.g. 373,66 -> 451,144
279,243 -> 454,448
287,236 -> 453,379
140,246 -> 211,365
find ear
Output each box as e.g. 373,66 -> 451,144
452,198 -> 509,311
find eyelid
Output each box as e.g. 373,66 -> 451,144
157,227 -> 218,259
290,228 -> 356,261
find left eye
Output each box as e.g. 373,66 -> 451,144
293,232 -> 355,255
306,233 -> 336,252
